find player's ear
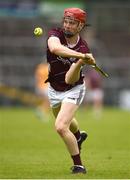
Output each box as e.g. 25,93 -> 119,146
77,22 -> 84,32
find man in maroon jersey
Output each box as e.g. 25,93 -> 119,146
46,7 -> 96,174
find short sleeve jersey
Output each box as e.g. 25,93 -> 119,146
47,28 -> 90,91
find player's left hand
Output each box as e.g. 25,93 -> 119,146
82,53 -> 96,65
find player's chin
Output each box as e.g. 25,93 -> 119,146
63,29 -> 74,38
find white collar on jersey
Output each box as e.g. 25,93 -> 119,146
67,35 -> 80,48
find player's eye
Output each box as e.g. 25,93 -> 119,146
64,18 -> 77,25
69,21 -> 76,25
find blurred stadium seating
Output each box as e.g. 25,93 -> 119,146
0,0 -> 130,107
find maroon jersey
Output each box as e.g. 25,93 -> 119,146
46,28 -> 90,91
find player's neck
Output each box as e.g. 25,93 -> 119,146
66,34 -> 80,48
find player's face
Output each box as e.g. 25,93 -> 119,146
63,17 -> 79,37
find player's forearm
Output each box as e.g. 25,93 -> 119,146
65,59 -> 83,85
48,37 -> 95,64
51,44 -> 84,59
52,45 -> 96,65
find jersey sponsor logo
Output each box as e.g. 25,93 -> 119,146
57,56 -> 76,65
57,56 -> 71,65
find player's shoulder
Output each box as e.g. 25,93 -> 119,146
79,37 -> 90,53
80,37 -> 89,47
48,27 -> 64,38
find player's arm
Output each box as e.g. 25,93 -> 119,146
48,36 -> 95,64
65,53 -> 96,85
65,59 -> 84,85
48,36 -> 84,58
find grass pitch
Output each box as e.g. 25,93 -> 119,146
0,106 -> 130,179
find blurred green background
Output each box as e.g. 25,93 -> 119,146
0,107 -> 130,178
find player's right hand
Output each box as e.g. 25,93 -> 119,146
82,53 -> 96,65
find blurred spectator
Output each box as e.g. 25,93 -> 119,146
119,90 -> 130,110
83,67 -> 104,118
34,62 -> 50,120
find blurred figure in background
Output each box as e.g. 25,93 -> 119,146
83,67 -> 104,118
34,62 -> 50,120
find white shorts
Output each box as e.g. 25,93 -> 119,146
48,84 -> 86,108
